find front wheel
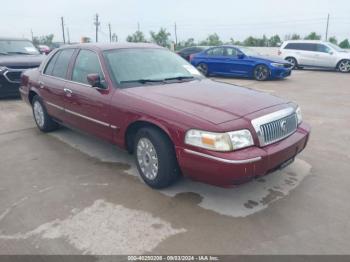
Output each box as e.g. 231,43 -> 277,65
134,127 -> 180,189
253,65 -> 270,81
337,59 -> 350,73
32,96 -> 59,132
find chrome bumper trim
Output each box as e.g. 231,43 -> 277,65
184,149 -> 262,164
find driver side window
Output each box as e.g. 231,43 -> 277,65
72,49 -> 104,85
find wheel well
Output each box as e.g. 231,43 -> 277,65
28,90 -> 38,105
125,121 -> 173,154
285,56 -> 297,62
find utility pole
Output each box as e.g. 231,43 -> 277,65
325,13 -> 330,41
108,23 -> 112,42
67,27 -> 70,44
94,14 -> 100,42
61,17 -> 66,44
174,22 -> 178,48
137,22 -> 140,31
30,29 -> 34,41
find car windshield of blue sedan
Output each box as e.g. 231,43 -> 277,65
104,48 -> 203,87
237,46 -> 259,56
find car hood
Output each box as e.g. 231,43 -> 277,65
248,55 -> 290,64
0,54 -> 45,68
125,79 -> 289,124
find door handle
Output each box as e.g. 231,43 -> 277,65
64,88 -> 73,94
38,81 -> 45,89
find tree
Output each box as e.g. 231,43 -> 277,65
32,34 -> 54,46
176,38 -> 196,50
339,39 -> 350,49
126,30 -> 146,43
268,35 -> 281,47
150,28 -> 171,47
304,32 -> 321,40
243,36 -> 258,46
328,36 -> 337,45
200,33 -> 223,46
291,34 -> 301,40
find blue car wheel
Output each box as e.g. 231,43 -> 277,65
254,65 -> 270,81
196,63 -> 209,76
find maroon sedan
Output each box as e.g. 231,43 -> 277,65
20,43 -> 310,189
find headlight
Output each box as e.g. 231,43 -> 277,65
271,63 -> 284,68
296,106 -> 302,125
185,129 -> 254,152
0,66 -> 8,73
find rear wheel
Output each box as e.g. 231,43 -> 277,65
253,65 -> 270,81
32,96 -> 59,132
134,127 -> 180,189
337,59 -> 350,73
285,57 -> 298,69
196,63 -> 209,76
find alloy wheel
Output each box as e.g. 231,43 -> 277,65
254,65 -> 269,81
196,63 -> 208,76
33,101 -> 45,128
286,58 -> 297,69
338,60 -> 350,73
136,138 -> 159,180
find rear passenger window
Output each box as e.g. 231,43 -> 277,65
206,47 -> 224,56
51,49 -> 75,79
285,43 -> 316,52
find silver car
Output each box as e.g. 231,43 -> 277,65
278,40 -> 350,73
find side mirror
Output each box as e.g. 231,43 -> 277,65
87,73 -> 106,89
329,51 -> 334,55
237,53 -> 245,59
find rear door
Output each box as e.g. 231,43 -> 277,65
40,48 -> 76,121
63,48 -> 114,142
204,47 -> 226,74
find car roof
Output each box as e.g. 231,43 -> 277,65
0,37 -> 31,41
60,42 -> 163,51
282,40 -> 326,44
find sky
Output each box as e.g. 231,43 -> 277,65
1,0 -> 350,44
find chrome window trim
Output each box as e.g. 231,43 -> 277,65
45,101 -> 115,128
251,107 -> 297,146
184,149 -> 262,164
41,48 -> 108,89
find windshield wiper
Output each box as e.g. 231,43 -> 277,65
120,79 -> 165,84
164,76 -> 195,82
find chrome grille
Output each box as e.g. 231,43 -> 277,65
251,107 -> 298,147
260,113 -> 297,145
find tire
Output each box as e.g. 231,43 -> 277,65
337,59 -> 350,73
285,57 -> 298,70
196,63 -> 209,76
253,65 -> 270,81
32,95 -> 59,132
134,127 -> 180,189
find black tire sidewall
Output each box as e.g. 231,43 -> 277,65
254,65 -> 270,81
32,96 -> 58,132
197,63 -> 208,76
337,59 -> 350,73
286,57 -> 298,69
134,127 -> 179,189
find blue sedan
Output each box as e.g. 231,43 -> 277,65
190,45 -> 293,81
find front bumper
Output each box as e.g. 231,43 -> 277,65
176,122 -> 310,187
270,67 -> 292,79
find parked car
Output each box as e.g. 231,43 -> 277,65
176,46 -> 210,61
191,45 -> 293,81
279,40 -> 350,72
20,43 -> 310,189
0,37 -> 44,98
37,45 -> 51,55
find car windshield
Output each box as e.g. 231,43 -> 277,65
237,46 -> 259,56
0,40 -> 39,55
104,48 -> 203,87
327,42 -> 347,52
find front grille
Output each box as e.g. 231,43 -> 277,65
251,107 -> 298,147
260,114 -> 297,145
283,63 -> 292,68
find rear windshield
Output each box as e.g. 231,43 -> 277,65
0,40 -> 39,55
